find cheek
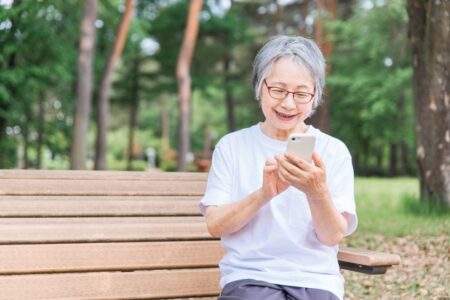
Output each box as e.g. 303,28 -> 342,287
260,97 -> 273,117
299,101 -> 314,118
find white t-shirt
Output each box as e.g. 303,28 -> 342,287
199,123 -> 357,300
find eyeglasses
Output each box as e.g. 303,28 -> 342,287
263,80 -> 315,104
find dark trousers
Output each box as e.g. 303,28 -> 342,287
218,279 -> 339,300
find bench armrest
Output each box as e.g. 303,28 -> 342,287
337,247 -> 401,274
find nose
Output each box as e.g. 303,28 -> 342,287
280,92 -> 296,109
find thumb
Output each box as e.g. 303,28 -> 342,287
312,152 -> 324,169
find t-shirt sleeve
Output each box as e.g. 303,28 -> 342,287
198,139 -> 233,216
327,150 -> 358,236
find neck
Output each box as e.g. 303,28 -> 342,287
260,122 -> 309,141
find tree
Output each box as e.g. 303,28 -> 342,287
70,0 -> 98,169
1,1 -> 80,169
94,0 -> 134,170
176,0 -> 203,171
310,0 -> 336,134
407,0 -> 450,206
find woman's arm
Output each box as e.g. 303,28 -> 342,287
204,158 -> 288,237
205,189 -> 266,237
276,152 -> 348,246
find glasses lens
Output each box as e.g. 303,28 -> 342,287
269,88 -> 287,99
293,92 -> 312,103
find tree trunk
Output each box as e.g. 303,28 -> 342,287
310,0 -> 336,133
376,145 -> 383,173
176,0 -> 203,171
400,141 -> 409,176
127,58 -> 140,171
94,0 -> 134,170
407,0 -> 450,206
70,0 -> 98,170
389,143 -> 398,177
161,96 -> 170,152
22,105 -> 32,169
36,96 -> 45,169
224,56 -> 235,132
126,101 -> 138,171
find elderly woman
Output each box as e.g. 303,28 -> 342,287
199,36 -> 357,300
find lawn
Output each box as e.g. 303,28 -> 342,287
342,177 -> 449,299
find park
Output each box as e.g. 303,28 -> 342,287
0,0 -> 449,299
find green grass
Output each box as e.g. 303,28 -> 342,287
350,177 -> 449,242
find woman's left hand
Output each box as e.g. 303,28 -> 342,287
275,152 -> 327,199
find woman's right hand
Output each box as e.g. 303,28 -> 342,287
262,158 -> 289,201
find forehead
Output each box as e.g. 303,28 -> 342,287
266,56 -> 315,89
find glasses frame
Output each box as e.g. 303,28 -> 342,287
263,79 -> 315,104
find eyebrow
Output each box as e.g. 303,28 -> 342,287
270,81 -> 312,90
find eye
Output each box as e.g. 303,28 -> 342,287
271,88 -> 286,95
294,92 -> 310,100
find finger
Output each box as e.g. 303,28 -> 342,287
277,168 -> 289,183
279,160 -> 307,181
264,165 -> 278,173
274,154 -> 286,164
279,166 -> 306,187
279,158 -> 299,176
311,152 -> 325,170
265,158 -> 277,166
284,153 -> 311,170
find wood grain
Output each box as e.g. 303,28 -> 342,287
0,269 -> 220,299
0,196 -> 200,216
0,241 -> 225,274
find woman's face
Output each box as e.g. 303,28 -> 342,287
260,56 -> 315,140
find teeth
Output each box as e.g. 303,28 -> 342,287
277,111 -> 294,118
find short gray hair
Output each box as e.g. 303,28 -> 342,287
252,35 -> 326,110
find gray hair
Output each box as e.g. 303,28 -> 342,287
252,35 -> 326,110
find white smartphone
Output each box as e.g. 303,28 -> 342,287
286,133 -> 316,162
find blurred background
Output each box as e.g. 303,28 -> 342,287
0,0 -> 416,175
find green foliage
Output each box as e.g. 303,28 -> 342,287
327,0 -> 415,176
0,0 -> 80,168
0,0 -> 419,175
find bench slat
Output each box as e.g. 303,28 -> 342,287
0,170 -> 208,181
0,196 -> 200,216
0,269 -> 220,299
0,241 -> 225,274
0,217 -> 212,244
0,179 -> 206,196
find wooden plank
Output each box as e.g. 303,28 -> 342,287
338,247 -> 401,266
0,170 -> 208,181
0,179 -> 206,196
0,196 -> 201,217
0,217 -> 214,244
0,268 -> 221,299
0,241 -> 225,274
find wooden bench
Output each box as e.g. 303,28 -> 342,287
0,170 -> 400,299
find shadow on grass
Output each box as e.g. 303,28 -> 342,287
401,194 -> 450,216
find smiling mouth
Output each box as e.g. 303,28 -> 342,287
275,111 -> 297,121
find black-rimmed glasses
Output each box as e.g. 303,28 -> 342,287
264,80 -> 315,104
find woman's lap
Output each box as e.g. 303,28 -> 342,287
218,279 -> 339,300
